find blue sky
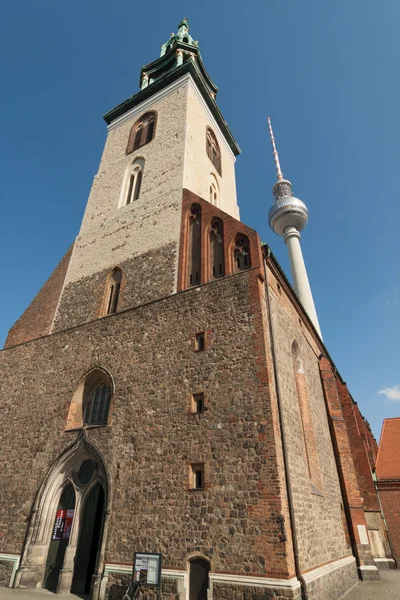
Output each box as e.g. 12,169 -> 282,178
1,1 -> 399,441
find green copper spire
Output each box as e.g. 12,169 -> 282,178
137,18 -> 211,94
160,18 -> 198,57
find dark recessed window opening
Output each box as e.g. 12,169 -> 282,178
190,464 -> 204,490
106,268 -> 122,315
193,393 -> 205,414
233,234 -> 251,272
195,469 -> 203,489
195,332 -> 205,352
210,218 -> 224,280
188,204 -> 201,288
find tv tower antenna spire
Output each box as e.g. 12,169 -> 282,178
267,117 -> 322,338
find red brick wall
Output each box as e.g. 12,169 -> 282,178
178,190 -> 263,292
4,245 -> 74,349
377,482 -> 400,563
319,357 -> 375,566
338,382 -> 380,512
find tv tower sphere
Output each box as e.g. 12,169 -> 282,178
266,118 -> 322,339
268,183 -> 309,237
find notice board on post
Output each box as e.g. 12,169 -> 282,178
133,552 -> 162,588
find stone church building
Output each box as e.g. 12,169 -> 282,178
0,19 -> 395,600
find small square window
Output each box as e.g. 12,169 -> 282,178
190,464 -> 204,490
195,332 -> 205,352
192,393 -> 205,414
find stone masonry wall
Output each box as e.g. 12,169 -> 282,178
304,558 -> 358,600
212,582 -> 301,600
53,242 -> 176,331
106,574 -> 178,600
0,271 -> 292,580
52,81 -> 191,331
0,561 -> 13,587
265,262 -> 352,573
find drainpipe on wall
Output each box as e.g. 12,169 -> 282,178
263,250 -> 308,600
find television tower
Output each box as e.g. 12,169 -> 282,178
267,118 -> 322,339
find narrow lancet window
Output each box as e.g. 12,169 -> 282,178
209,180 -> 218,206
121,158 -> 145,207
292,341 -> 322,490
106,268 -> 122,315
188,204 -> 201,287
206,128 -> 221,175
233,234 -> 251,271
210,218 -> 224,279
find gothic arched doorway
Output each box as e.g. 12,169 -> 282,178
15,437 -> 110,598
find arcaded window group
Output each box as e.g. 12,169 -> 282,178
187,203 -> 251,288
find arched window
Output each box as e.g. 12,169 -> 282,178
127,112 -> 156,154
210,218 -> 224,279
188,204 -> 201,287
120,158 -> 144,207
206,128 -> 221,176
209,178 -> 219,207
292,341 -> 321,489
66,368 -> 114,431
233,234 -> 251,271
85,383 -> 112,426
105,268 -> 122,315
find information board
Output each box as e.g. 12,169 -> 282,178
52,509 -> 66,540
62,509 -> 75,539
133,552 -> 162,588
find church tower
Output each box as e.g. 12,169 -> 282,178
1,18 -> 385,600
48,19 -> 241,334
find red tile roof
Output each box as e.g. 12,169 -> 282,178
376,417 -> 400,479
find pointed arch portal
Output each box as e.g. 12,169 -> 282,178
15,435 -> 110,598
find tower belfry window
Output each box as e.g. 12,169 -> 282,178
233,234 -> 251,271
206,128 -> 221,176
127,112 -> 157,154
210,218 -> 224,279
188,204 -> 201,287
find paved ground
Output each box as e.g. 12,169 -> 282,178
0,591 -> 84,600
344,569 -> 400,599
0,571 -> 399,600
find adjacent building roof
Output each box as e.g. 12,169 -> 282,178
376,417 -> 400,479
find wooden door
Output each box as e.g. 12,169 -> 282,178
189,559 -> 209,600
